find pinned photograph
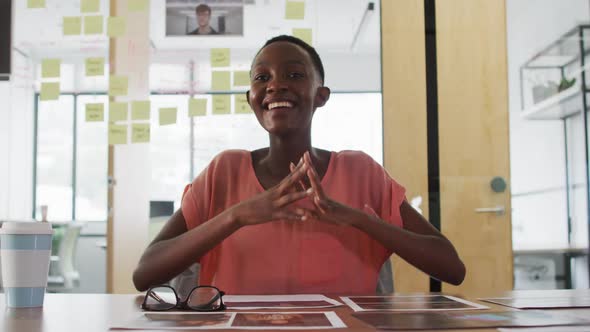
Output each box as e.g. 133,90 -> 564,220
166,0 -> 244,36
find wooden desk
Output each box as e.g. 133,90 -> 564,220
0,292 -> 589,332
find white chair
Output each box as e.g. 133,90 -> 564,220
47,222 -> 85,292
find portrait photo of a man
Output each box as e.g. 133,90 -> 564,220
166,0 -> 244,36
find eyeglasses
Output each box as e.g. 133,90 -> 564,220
141,285 -> 226,311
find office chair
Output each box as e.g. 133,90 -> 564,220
47,222 -> 85,292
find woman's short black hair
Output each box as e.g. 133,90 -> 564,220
255,35 -> 325,84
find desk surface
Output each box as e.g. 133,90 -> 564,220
1,291 -> 590,332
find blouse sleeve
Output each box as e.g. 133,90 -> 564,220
181,162 -> 214,231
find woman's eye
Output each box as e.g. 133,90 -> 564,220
254,74 -> 269,81
289,72 -> 304,79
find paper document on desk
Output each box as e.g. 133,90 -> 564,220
499,327 -> 590,332
341,295 -> 488,312
110,311 -> 346,330
224,294 -> 343,309
480,296 -> 590,309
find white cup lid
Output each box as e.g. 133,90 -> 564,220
0,222 -> 53,235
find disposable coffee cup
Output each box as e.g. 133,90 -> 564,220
0,222 -> 53,308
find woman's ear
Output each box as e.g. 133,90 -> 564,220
314,86 -> 331,108
246,90 -> 251,106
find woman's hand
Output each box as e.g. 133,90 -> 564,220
231,160 -> 313,227
289,151 -> 361,226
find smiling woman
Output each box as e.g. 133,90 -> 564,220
132,35 -> 466,295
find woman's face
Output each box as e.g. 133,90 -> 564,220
247,41 -> 329,137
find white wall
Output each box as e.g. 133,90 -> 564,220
0,50 -> 35,221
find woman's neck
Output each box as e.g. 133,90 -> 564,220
262,135 -> 313,177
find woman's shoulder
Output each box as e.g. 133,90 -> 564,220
332,150 -> 380,166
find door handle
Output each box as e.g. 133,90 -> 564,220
475,206 -> 505,216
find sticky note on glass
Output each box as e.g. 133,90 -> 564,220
84,15 -> 103,35
42,59 -> 61,78
293,28 -> 312,45
40,82 -> 60,101
81,0 -> 100,13
63,17 -> 82,35
28,0 -> 45,8
233,71 -> 250,87
212,71 -> 231,91
285,1 -> 305,20
109,102 -> 128,121
131,100 -> 150,120
159,108 -> 177,126
212,95 -> 231,115
210,48 -> 230,68
108,124 -> 127,145
85,57 -> 104,76
109,75 -> 128,96
107,16 -> 126,37
234,94 -> 251,114
128,0 -> 148,12
85,103 -> 104,122
131,123 -> 150,143
189,98 -> 207,117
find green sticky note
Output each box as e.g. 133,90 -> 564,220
234,94 -> 251,114
212,95 -> 231,115
233,71 -> 250,87
159,108 -> 177,126
109,102 -> 128,121
85,57 -> 104,76
28,0 -> 45,8
63,17 -> 82,35
108,124 -> 127,145
131,100 -> 150,120
285,1 -> 305,20
293,28 -> 312,45
81,0 -> 100,13
40,82 -> 60,101
131,123 -> 150,143
42,59 -> 61,78
188,98 -> 207,117
84,15 -> 103,35
212,71 -> 231,91
128,0 -> 148,12
109,75 -> 128,96
210,48 -> 230,68
86,103 -> 104,122
107,16 -> 126,37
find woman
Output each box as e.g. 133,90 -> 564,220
133,35 -> 465,295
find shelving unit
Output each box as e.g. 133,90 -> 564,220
520,24 -> 590,288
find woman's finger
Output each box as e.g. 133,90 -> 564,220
274,188 -> 313,207
273,210 -> 306,221
277,163 -> 308,193
290,162 -> 307,191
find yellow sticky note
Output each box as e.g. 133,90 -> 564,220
293,28 -> 312,45
109,75 -> 128,96
212,95 -> 231,115
234,94 -> 251,114
108,124 -> 127,145
233,71 -> 250,87
40,82 -> 60,101
159,108 -> 177,126
85,103 -> 104,122
128,0 -> 148,12
107,16 -> 126,37
81,0 -> 100,13
85,57 -> 104,76
189,98 -> 207,117
131,100 -> 150,120
212,71 -> 231,91
131,123 -> 150,143
41,59 -> 61,78
63,17 -> 82,35
210,48 -> 230,68
109,102 -> 128,121
285,1 -> 305,20
27,0 -> 45,8
84,15 -> 103,35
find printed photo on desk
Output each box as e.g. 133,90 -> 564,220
480,295 -> 590,309
223,294 -> 343,310
341,295 -> 488,312
112,311 -> 346,330
166,0 -> 244,36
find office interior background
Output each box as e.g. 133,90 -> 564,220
0,0 -> 588,294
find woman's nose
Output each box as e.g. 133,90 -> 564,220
266,77 -> 288,93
